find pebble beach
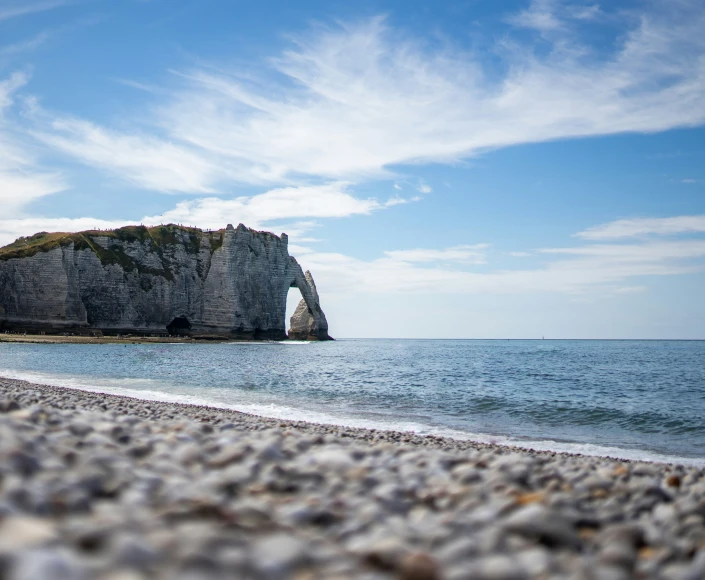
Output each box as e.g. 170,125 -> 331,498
2,376 -> 705,580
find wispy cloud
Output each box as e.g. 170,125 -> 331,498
0,181 -> 417,245
384,244 -> 489,264
507,0 -> 564,32
0,1 -> 67,22
576,215 -> 705,240
540,239 -> 705,261
2,210 -> 704,302
417,180 -> 433,194
141,183 -> 385,228
0,31 -> 51,58
508,0 -> 604,33
613,286 -> 646,294
30,115 -> 222,194
0,217 -> 126,247
0,73 -> 65,214
298,238 -> 705,297
13,1 -> 705,199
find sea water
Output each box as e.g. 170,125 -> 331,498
1,339 -> 704,464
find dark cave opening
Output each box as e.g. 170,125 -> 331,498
167,317 -> 192,336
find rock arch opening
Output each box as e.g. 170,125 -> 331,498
167,316 -> 191,336
287,270 -> 332,340
285,286 -> 305,336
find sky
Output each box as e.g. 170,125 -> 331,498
1,0 -> 704,339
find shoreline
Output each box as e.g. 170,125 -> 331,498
1,371 -> 703,467
1,372 -> 702,467
5,334 -> 705,345
0,375 -> 571,458
0,333 -> 283,345
2,376 -> 705,578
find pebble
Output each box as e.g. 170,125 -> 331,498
12,548 -> 88,580
250,534 -> 310,578
448,555 -> 528,580
1,376 -> 704,579
398,552 -> 440,580
0,516 -> 57,551
502,504 -> 581,549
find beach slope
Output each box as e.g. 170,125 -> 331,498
1,377 -> 704,579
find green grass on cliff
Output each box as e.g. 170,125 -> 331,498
0,225 -> 226,266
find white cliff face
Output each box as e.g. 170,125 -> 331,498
0,224 -> 331,340
288,270 -> 331,341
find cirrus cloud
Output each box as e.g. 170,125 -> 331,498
0,72 -> 66,214
576,215 -> 705,240
8,0 -> 705,201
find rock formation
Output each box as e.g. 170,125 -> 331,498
288,270 -> 331,341
0,223 -> 332,340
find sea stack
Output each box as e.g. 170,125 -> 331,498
0,223 -> 332,340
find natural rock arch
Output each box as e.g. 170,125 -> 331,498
288,269 -> 331,341
0,223 -> 333,340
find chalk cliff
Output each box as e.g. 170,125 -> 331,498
288,270 -> 331,341
0,223 -> 332,340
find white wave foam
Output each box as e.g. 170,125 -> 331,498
2,368 -> 704,467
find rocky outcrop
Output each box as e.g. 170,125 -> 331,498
0,223 -> 332,340
288,270 -> 331,341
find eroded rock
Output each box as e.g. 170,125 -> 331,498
288,270 -> 331,341
0,224 -> 331,340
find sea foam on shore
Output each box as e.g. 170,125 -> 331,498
1,366 -> 702,468
2,376 -> 705,579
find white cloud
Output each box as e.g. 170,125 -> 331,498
508,0 -> 604,33
383,195 -> 419,207
576,215 -> 705,240
507,0 -> 564,32
287,244 -> 313,255
384,244 -> 489,264
298,237 -> 705,297
30,115 -> 221,194
10,2 -> 704,199
141,183 -> 383,229
2,212 -> 704,305
0,170 -> 65,212
0,182 -> 405,245
0,71 -> 27,111
542,239 -> 705,257
417,181 -> 432,194
613,286 -> 646,294
161,7 -> 705,180
0,1 -> 67,22
0,73 -> 65,214
0,217 -> 128,247
0,31 -> 51,58
508,251 -> 532,257
571,4 -> 601,21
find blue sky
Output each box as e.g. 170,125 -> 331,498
1,0 -> 704,338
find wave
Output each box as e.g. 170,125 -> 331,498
2,367 -> 704,467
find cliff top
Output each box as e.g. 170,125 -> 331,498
0,223 -> 283,262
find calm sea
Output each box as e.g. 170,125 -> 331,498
1,339 -> 704,464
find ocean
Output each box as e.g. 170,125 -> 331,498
1,339 -> 704,465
